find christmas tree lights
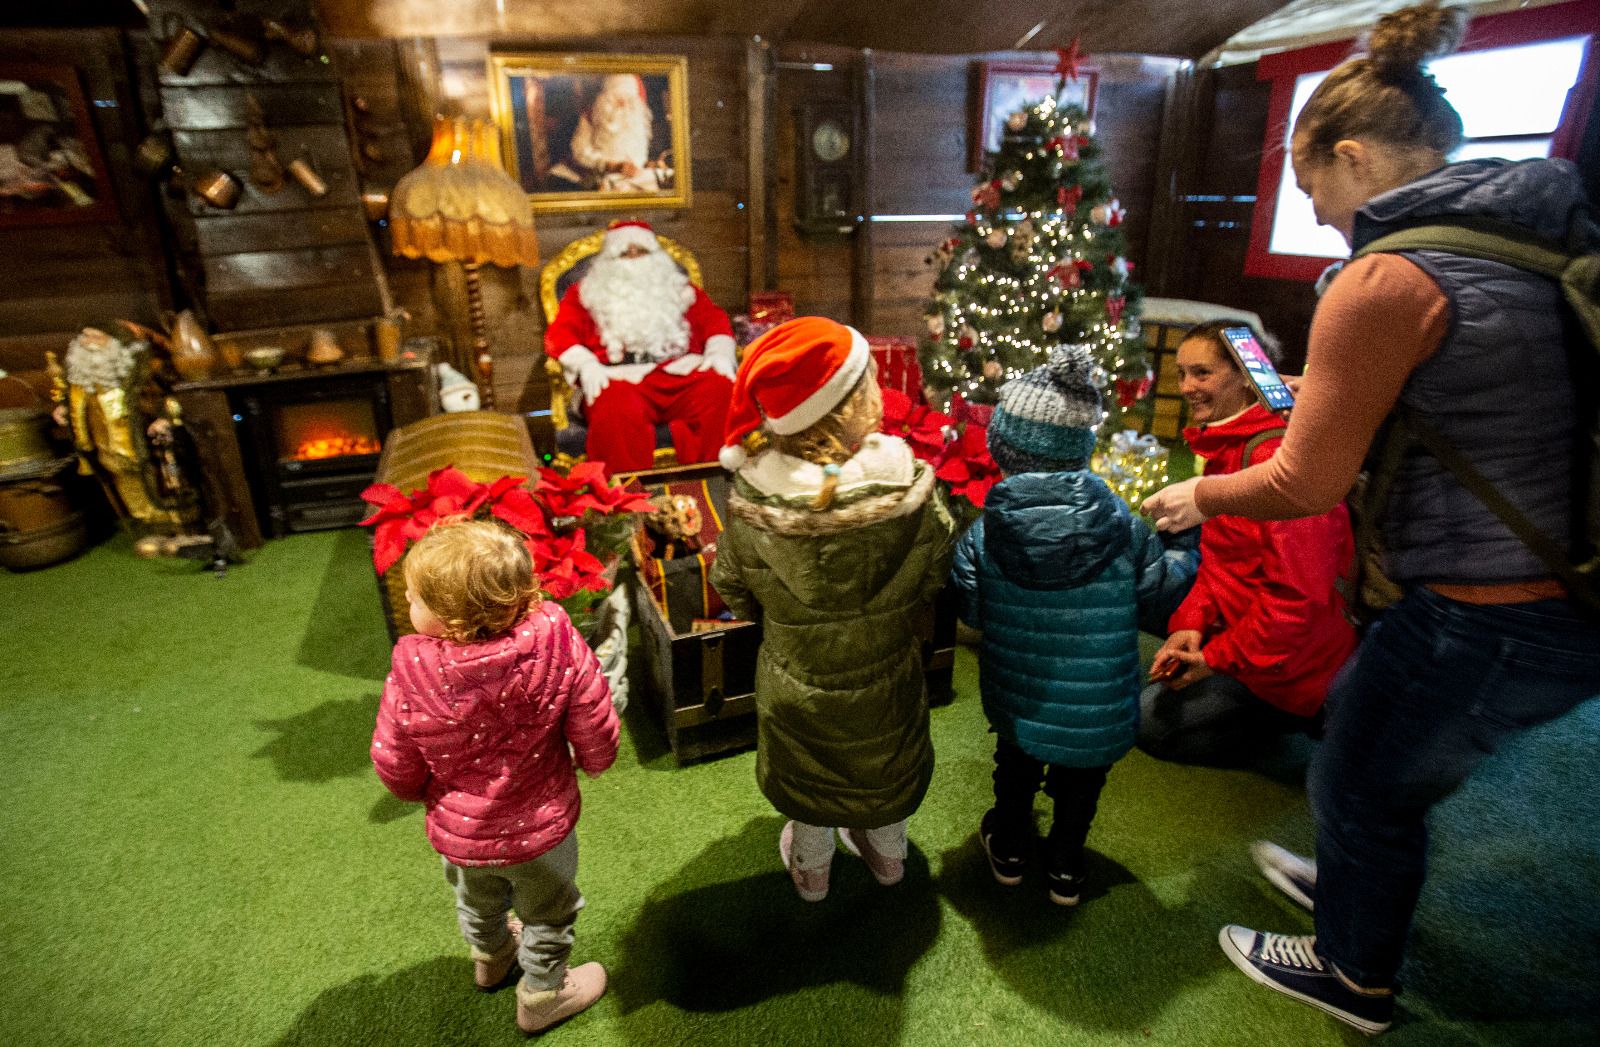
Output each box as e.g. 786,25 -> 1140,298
918,86 -> 1152,432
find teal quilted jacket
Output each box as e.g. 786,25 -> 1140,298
950,471 -> 1197,767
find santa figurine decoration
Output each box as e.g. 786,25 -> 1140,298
543,219 -> 738,473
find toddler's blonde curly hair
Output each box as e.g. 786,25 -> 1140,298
402,517 -> 540,643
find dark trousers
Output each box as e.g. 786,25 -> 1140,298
1137,672 -> 1321,766
991,737 -> 1110,871
1310,587 -> 1600,988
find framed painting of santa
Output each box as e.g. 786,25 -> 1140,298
488,52 -> 692,215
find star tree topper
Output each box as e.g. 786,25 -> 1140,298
1054,37 -> 1088,83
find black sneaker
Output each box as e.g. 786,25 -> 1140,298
1250,841 -> 1316,912
978,810 -> 1029,886
1218,926 -> 1394,1034
1046,867 -> 1085,906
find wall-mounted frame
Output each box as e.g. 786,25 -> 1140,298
970,61 -> 1098,171
0,63 -> 117,227
488,52 -> 691,215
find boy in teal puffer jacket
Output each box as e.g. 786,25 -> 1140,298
950,346 -> 1196,905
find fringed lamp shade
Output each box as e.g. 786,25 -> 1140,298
390,117 -> 539,269
390,117 -> 538,409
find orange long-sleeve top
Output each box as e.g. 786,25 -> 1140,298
1194,253 -> 1449,521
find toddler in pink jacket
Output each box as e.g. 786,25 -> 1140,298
371,517 -> 618,1035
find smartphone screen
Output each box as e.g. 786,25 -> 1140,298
1220,326 -> 1295,411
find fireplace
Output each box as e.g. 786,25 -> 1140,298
235,372 -> 394,536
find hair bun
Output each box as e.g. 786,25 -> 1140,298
1367,0 -> 1467,81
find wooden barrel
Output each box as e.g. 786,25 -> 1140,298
0,458 -> 87,570
370,411 -> 540,641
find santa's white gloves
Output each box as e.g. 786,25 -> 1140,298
560,347 -> 612,402
697,334 -> 739,380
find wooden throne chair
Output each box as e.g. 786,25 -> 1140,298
540,229 -> 704,467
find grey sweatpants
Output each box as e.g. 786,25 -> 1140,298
442,831 -> 583,991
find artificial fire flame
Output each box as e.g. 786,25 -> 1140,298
293,435 -> 383,460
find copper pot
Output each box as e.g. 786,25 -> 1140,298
158,24 -> 205,77
133,134 -> 175,178
192,169 -> 242,209
286,157 -> 328,198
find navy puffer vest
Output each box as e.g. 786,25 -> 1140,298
1350,159 -> 1597,585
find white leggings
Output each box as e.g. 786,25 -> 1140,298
788,820 -> 907,871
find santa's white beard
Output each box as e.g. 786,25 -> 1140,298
579,252 -> 695,363
571,97 -> 653,170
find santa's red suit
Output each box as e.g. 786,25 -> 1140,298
543,220 -> 736,472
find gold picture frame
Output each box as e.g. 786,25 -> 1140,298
488,52 -> 691,215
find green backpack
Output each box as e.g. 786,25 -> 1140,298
1348,218 -> 1600,620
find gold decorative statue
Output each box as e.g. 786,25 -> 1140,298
49,321 -> 199,530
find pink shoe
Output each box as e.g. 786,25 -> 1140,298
778,820 -> 830,901
839,827 -> 905,887
516,962 -> 607,1034
472,915 -> 525,991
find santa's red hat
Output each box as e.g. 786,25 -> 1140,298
719,317 -> 871,471
603,219 -> 658,255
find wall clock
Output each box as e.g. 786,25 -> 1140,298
795,102 -> 857,237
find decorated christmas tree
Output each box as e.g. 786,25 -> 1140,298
919,46 -> 1150,430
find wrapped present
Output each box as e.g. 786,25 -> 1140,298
1092,429 -> 1171,511
866,335 -> 927,404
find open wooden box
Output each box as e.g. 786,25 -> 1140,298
626,461 -> 958,765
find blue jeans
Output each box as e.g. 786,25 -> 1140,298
1309,587 -> 1600,988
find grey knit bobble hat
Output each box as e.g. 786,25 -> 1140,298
986,345 -> 1103,474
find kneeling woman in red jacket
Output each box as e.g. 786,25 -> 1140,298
1140,321 -> 1358,763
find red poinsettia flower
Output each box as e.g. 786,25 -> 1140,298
529,529 -> 609,602
535,462 -> 656,520
934,422 -> 1002,508
879,387 -> 951,463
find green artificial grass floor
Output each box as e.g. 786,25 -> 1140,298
3,529 -> 1597,1047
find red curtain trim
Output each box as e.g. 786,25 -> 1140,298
1244,0 -> 1600,282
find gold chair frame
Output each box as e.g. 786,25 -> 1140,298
539,229 -> 704,434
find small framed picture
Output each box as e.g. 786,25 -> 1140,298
0,63 -> 117,227
971,61 -> 1098,171
488,52 -> 691,215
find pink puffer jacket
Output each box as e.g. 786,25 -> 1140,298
371,601 -> 618,866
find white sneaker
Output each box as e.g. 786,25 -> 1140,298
1251,841 -> 1317,912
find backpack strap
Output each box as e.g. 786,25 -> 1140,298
1241,426 -> 1285,469
1396,405 -> 1597,608
1355,217 -> 1570,277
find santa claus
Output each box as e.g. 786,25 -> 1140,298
569,74 -> 660,192
544,219 -> 738,472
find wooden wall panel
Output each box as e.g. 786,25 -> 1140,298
1166,62 -> 1317,370
332,33 -> 1178,413
865,52 -> 1180,339
364,34 -> 754,418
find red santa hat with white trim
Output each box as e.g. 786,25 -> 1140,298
718,316 -> 872,472
603,218 -> 659,255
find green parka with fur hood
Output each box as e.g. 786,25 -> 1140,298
710,433 -> 959,829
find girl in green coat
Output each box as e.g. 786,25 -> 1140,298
711,317 -> 959,902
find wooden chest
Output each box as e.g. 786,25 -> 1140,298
626,462 -> 958,765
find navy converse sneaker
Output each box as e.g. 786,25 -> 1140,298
979,810 -> 1029,886
1219,926 -> 1394,1034
1250,841 -> 1317,912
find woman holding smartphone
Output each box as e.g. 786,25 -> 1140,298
1142,1 -> 1600,1033
1140,321 -> 1358,764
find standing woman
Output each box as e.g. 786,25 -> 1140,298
1143,1 -> 1600,1034
1139,321 -> 1357,765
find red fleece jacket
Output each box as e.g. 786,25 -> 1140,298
1171,404 -> 1359,716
